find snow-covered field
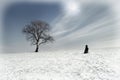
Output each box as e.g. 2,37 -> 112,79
0,48 -> 120,80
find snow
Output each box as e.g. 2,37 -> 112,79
0,48 -> 120,80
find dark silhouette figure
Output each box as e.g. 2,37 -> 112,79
84,45 -> 89,54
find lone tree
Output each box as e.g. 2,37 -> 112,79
22,20 -> 54,52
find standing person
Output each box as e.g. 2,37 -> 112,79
84,45 -> 89,54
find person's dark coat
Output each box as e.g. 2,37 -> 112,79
84,45 -> 89,53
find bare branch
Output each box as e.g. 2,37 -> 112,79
22,20 -> 54,52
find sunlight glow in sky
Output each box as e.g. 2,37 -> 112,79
63,0 -> 80,15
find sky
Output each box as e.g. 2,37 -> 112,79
1,0 -> 120,53
3,2 -> 61,53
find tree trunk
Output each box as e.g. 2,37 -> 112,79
35,45 -> 39,52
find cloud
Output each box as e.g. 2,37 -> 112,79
50,1 -> 118,49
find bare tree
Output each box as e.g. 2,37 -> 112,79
22,20 -> 54,52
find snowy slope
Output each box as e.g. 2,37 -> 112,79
0,49 -> 120,80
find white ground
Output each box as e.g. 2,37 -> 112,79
0,48 -> 120,80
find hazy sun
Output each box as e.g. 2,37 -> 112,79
64,1 -> 80,15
